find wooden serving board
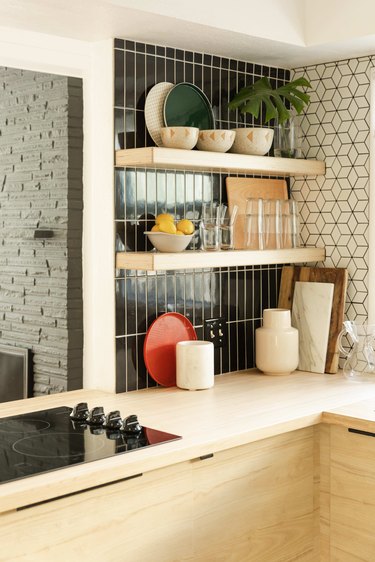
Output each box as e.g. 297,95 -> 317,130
278,266 -> 348,374
226,177 -> 288,249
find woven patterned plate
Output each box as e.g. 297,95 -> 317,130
144,82 -> 174,147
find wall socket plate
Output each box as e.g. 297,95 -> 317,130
204,317 -> 227,348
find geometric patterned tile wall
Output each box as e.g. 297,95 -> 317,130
292,57 -> 373,322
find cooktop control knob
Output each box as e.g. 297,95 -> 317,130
104,410 -> 122,430
123,414 -> 142,434
70,402 -> 89,422
88,406 -> 106,426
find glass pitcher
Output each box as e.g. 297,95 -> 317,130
338,321 -> 375,381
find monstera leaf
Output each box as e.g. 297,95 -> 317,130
228,76 -> 311,125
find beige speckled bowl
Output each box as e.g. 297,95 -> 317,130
160,127 -> 199,150
196,129 -> 236,153
230,127 -> 274,156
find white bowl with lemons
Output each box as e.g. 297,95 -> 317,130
145,214 -> 195,252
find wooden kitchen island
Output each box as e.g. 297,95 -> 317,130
1,370 -> 375,561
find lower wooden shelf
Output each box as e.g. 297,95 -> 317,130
116,247 -> 325,272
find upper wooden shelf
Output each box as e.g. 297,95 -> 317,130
115,147 -> 325,177
116,247 -> 325,272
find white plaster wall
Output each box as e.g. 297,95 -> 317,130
110,0 -> 306,46
305,0 -> 375,45
0,27 -> 115,393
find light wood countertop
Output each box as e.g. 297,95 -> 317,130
1,370 -> 375,514
323,396 -> 375,431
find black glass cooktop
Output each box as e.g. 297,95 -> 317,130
0,406 -> 181,485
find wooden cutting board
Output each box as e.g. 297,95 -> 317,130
278,266 -> 348,374
226,177 -> 288,249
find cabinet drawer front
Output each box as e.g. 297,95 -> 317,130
0,462 -> 193,562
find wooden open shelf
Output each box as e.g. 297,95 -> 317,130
115,147 -> 325,177
116,247 -> 325,272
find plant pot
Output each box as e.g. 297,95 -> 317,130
230,127 -> 274,156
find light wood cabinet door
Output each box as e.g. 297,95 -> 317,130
191,427 -> 317,562
0,462 -> 194,562
329,425 -> 375,562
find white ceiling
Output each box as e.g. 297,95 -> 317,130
1,0 -> 375,67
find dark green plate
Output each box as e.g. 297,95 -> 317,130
164,82 -> 215,129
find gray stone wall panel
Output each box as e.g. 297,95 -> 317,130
0,67 -> 83,396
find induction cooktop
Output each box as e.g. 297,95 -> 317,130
0,405 -> 181,485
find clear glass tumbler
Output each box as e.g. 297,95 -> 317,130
263,199 -> 282,250
245,198 -> 264,250
199,203 -> 220,251
220,218 -> 234,250
281,200 -> 292,249
280,199 -> 300,249
290,199 -> 301,248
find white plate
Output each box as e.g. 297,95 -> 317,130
144,82 -> 174,147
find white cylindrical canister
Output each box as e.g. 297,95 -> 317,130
255,308 -> 299,375
176,341 -> 214,390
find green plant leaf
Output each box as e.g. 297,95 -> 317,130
288,89 -> 310,105
283,77 -> 311,88
263,97 -> 278,122
241,96 -> 261,119
280,92 -> 305,114
228,75 -> 311,125
272,93 -> 290,124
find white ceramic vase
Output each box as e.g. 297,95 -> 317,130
255,308 -> 298,375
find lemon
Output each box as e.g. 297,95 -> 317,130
151,224 -> 160,232
175,230 -> 184,236
158,220 -> 177,234
177,219 -> 194,235
156,213 -> 174,225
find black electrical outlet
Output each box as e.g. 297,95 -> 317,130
204,317 -> 227,348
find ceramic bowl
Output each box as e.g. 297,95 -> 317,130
160,127 -> 199,150
145,231 -> 194,252
196,129 -> 236,153
230,127 -> 274,156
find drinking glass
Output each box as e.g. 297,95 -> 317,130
200,203 -> 220,251
281,200 -> 293,249
219,205 -> 237,250
245,198 -> 264,250
219,219 -> 233,250
263,199 -> 282,250
290,199 -> 301,248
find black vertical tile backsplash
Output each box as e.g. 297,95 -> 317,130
114,49 -> 124,107
125,51 -> 135,108
116,338 -> 126,393
114,38 -> 289,391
